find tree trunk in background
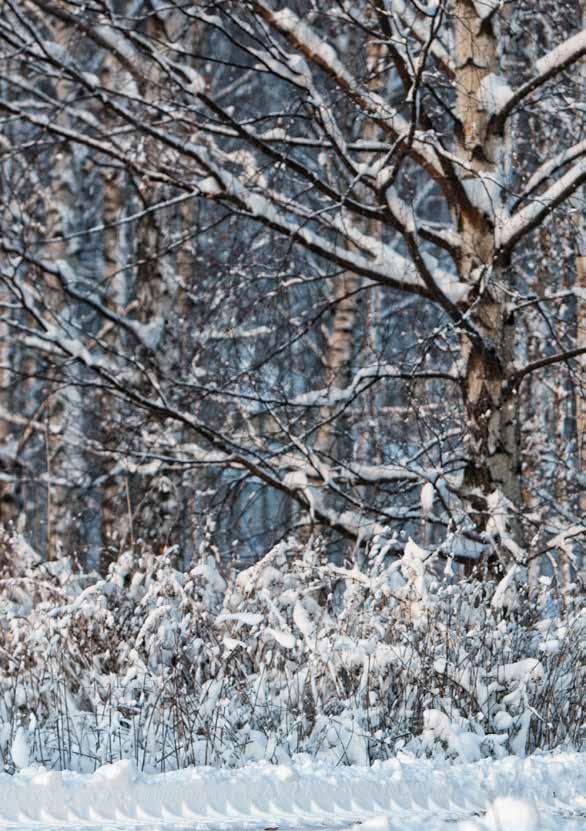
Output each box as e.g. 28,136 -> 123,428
576,0 -> 586,567
316,37 -> 383,461
577,253 -> 586,522
524,220 -> 553,593
0,75 -> 19,529
97,163 -> 129,572
315,274 -> 360,456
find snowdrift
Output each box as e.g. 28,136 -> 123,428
0,752 -> 585,830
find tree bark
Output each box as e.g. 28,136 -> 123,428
453,0 -> 523,547
315,36 -> 384,458
576,0 -> 586,541
315,274 -> 360,456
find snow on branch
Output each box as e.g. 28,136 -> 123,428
391,0 -> 455,78
3,262 -> 405,546
249,0 -> 446,184
514,140 -> 586,209
192,144 -> 466,301
0,66 -> 464,308
497,159 -> 586,253
0,98 -> 178,190
290,363 -> 461,408
31,0 -> 148,76
1,244 -> 160,351
492,29 -> 586,126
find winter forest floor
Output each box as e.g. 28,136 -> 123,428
1,752 -> 586,831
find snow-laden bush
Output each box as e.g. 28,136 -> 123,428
0,529 -> 583,772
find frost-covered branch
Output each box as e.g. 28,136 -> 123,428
513,139 -> 586,209
498,159 -> 586,254
492,29 -> 586,128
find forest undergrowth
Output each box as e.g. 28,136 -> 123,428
0,530 -> 583,772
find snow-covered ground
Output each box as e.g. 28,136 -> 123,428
1,752 -> 585,831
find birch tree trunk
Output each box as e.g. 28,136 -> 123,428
454,0 -> 523,546
316,37 -> 383,460
577,249 -> 586,520
315,275 -> 359,456
575,0 -> 586,570
577,0 -> 586,523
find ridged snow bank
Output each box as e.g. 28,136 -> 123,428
0,752 -> 585,830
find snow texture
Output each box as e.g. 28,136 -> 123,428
535,30 -> 586,78
10,727 -> 29,770
420,481 -> 434,514
471,0 -> 501,20
478,74 -> 513,115
0,752 -> 585,830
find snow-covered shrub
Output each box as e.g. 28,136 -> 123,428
0,529 -> 583,771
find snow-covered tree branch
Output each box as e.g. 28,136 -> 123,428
0,0 -> 583,576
